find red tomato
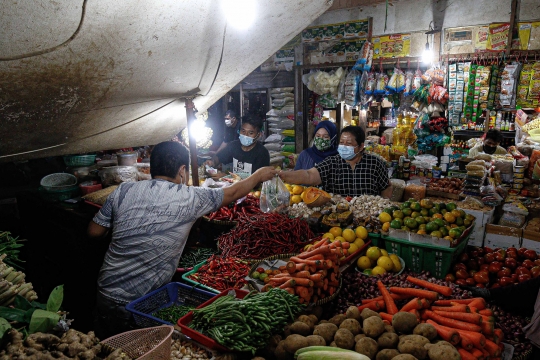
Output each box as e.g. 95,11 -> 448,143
455,269 -> 469,280
455,279 -> 467,286
467,259 -> 479,271
471,250 -> 479,258
507,249 -> 518,259
518,247 -> 528,258
465,278 -> 476,286
480,264 -> 490,272
511,273 -> 519,282
499,277 -> 514,286
476,283 -> 486,288
504,257 -> 517,269
518,274 -> 531,283
473,271 -> 489,284
490,283 -> 501,289
453,263 -> 467,272
522,259 -> 535,269
469,270 -> 478,277
256,267 -> 265,273
477,248 -> 485,256
507,247 -> 517,254
497,267 -> 512,278
444,274 -> 456,282
484,253 -> 495,264
531,266 -> 540,279
516,266 -> 531,276
484,247 -> 494,254
535,259 -> 540,267
477,257 -> 485,265
488,261 -> 502,274
494,249 -> 506,262
459,253 -> 469,262
525,249 -> 538,260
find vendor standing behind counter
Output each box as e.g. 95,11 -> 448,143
294,120 -> 338,170
280,126 -> 392,198
468,129 -> 508,158
206,115 -> 270,178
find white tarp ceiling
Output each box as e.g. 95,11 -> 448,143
0,0 -> 332,162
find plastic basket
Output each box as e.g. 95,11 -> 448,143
177,289 -> 250,352
63,154 -> 96,167
40,173 -> 77,191
182,261 -> 221,294
382,232 -> 470,279
126,282 -> 216,327
38,185 -> 79,202
101,325 -> 173,360
368,233 -> 384,248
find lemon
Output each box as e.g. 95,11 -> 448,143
292,185 -> 304,195
322,232 -> 335,240
377,256 -> 394,271
291,195 -> 302,204
379,212 -> 392,223
329,227 -> 343,238
380,249 -> 389,257
342,229 -> 356,242
347,243 -> 359,255
334,236 -> 346,243
355,226 -> 369,240
353,238 -> 365,249
372,266 -> 387,276
366,246 -> 381,261
284,184 -> 293,192
382,222 -> 391,232
389,254 -> 402,272
357,256 -> 371,270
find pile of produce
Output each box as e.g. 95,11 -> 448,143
186,255 -> 250,292
259,238 -> 344,304
444,246 -> 540,287
378,200 -> 474,242
218,212 -> 314,260
152,305 -> 194,324
0,254 -> 37,305
355,246 -> 403,276
206,195 -> 261,221
426,178 -> 464,195
170,336 -> 212,360
486,304 -> 532,357
178,248 -> 216,269
189,288 -> 304,354
0,231 -> 25,270
319,226 -> 369,256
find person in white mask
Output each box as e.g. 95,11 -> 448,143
279,126 -> 392,198
206,115 -> 270,178
215,110 -> 241,153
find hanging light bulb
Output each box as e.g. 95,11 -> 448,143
222,0 -> 256,30
422,39 -> 433,64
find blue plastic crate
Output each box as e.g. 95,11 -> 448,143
126,282 -> 215,327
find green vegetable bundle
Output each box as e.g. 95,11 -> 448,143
190,288 -> 304,354
152,304 -> 194,324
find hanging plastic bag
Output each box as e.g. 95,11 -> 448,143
374,73 -> 386,95
386,68 -> 406,93
411,69 -> 422,94
344,69 -> 360,107
358,41 -> 372,65
404,70 -> 413,96
260,176 -> 290,213
365,72 -> 376,95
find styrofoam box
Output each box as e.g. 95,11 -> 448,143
484,224 -> 522,249
458,207 -> 494,247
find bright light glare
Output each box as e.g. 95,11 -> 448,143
422,46 -> 433,64
222,0 -> 256,29
181,119 -> 213,149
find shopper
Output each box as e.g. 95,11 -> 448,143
88,141 -> 277,338
280,126 -> 392,198
468,129 -> 508,158
215,109 -> 241,152
294,120 -> 338,170
206,115 -> 270,178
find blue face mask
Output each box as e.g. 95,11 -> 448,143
239,134 -> 255,147
338,145 -> 359,160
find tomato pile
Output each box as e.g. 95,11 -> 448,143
445,246 -> 540,288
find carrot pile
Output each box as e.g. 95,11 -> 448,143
358,275 -> 505,360
261,237 -> 344,304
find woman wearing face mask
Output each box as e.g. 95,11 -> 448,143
214,110 -> 241,153
468,129 -> 507,158
279,126 -> 392,198
206,115 -> 270,177
294,121 -> 338,170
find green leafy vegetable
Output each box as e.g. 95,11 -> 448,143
46,285 -> 63,313
29,309 -> 60,334
0,318 -> 11,339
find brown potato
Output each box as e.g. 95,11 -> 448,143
346,306 -> 362,321
377,332 -> 399,349
328,314 -> 347,326
398,335 -> 429,359
376,349 -> 401,360
289,321 -> 311,337
339,318 -> 362,335
392,312 -> 418,334
361,308 -> 382,322
355,337 -> 378,360
313,323 -> 338,343
363,316 -> 385,338
282,334 -> 309,354
333,328 -> 355,349
354,333 -> 366,342
306,335 -> 325,346
413,324 -> 437,341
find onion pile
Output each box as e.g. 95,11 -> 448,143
488,304 -> 532,358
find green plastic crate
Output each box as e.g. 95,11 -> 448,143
368,233 -> 383,248
381,233 -> 470,279
181,261 -> 220,294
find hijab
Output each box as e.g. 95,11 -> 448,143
305,121 -> 338,164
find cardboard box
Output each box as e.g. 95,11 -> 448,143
485,224 -> 522,249
522,219 -> 540,252
459,207 -> 494,247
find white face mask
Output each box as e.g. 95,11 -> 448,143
225,118 -> 234,127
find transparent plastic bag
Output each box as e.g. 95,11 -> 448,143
260,176 -> 290,214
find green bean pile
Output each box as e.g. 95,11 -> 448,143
178,248 -> 216,269
190,288 -> 304,354
152,304 -> 194,324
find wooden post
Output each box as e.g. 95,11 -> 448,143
506,0 -> 518,56
184,97 -> 199,186
367,17 -> 373,43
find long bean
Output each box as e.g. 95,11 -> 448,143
152,304 -> 194,324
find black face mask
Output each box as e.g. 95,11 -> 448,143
483,145 -> 497,154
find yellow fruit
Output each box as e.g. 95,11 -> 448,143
357,256 -> 372,270
348,243 -> 359,255
284,184 -> 293,192
300,191 -> 306,201
322,233 -> 335,240
342,229 -> 356,242
380,249 -> 389,257
304,244 -> 313,251
353,238 -> 365,249
329,227 -> 343,238
377,256 -> 394,272
291,195 -> 302,204
292,185 -> 304,195
382,222 -> 391,232
372,266 -> 387,276
334,236 -> 346,243
355,226 -> 368,240
366,247 -> 381,261
379,212 -> 392,223
389,254 -> 402,272
444,213 -> 456,224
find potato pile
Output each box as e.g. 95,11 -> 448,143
272,306 -> 461,360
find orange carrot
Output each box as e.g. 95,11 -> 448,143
409,309 -> 421,321
406,276 -> 453,297
305,254 -> 325,261
295,286 -> 310,299
341,242 -> 350,249
309,273 -> 324,282
470,348 -> 484,360
357,300 -> 386,312
382,319 -> 391,325
328,280 -> 340,287
278,265 -> 287,272
290,257 -> 321,266
297,245 -> 332,259
455,328 -> 486,348
434,298 -> 479,306
294,271 -> 312,278
480,320 -> 494,335
389,287 -> 438,301
268,277 -> 293,285
314,281 -> 324,288
311,295 -> 318,303
484,339 -> 500,357
328,286 -> 336,296
480,314 -> 495,323
460,332 -> 474,350
425,320 -> 461,345
379,312 -> 393,322
468,306 -> 479,313
312,238 -> 331,249
361,293 -> 411,304
467,298 -> 486,311
400,297 -> 422,312
420,298 -> 431,309
290,278 -> 314,287
283,288 -> 295,295
479,309 -> 493,316
279,279 -> 296,289
433,310 -> 482,324
431,304 -> 470,313
424,310 -> 482,332
479,347 -> 490,359
493,329 -> 504,344
378,281 -> 398,315
458,348 -> 477,360
286,261 -> 306,273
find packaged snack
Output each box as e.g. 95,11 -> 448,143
365,72 -> 376,95
411,69 -> 422,94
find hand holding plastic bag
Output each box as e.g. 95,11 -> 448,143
260,176 -> 290,213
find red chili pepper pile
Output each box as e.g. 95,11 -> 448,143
207,195 -> 261,221
218,212 -> 314,260
187,255 -> 250,291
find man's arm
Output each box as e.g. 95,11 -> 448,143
279,168 -> 322,186
87,221 -> 110,239
381,184 -> 393,199
221,167 -> 277,207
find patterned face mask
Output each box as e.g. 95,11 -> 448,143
314,137 -> 331,151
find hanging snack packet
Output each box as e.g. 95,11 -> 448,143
412,69 -> 422,94
358,41 -> 372,65
374,73 -> 386,95
365,72 -> 376,95
344,69 -> 360,106
404,70 -> 413,95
